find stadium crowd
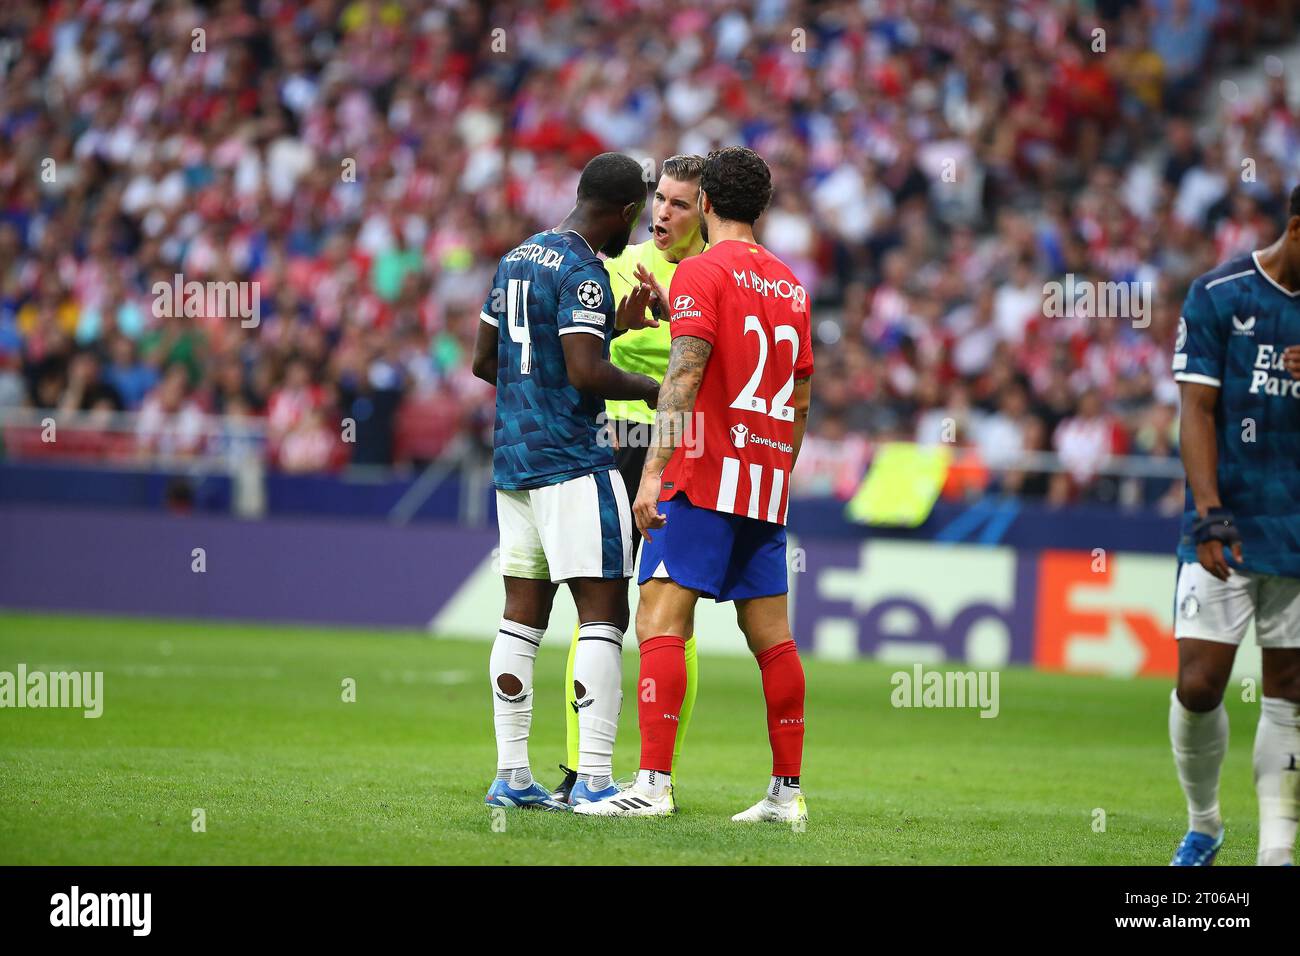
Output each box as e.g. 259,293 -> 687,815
1,0 -> 1297,506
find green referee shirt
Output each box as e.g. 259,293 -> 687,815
603,240 -> 681,425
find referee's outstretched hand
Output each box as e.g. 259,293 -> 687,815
615,282 -> 657,331
634,263 -> 670,323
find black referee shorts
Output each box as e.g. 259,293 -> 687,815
614,438 -> 649,560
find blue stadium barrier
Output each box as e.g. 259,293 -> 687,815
1,460 -> 1181,553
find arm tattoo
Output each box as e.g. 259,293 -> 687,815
644,335 -> 713,475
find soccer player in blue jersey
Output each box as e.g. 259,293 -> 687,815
472,153 -> 662,811
553,155 -> 707,806
1168,186 -> 1300,865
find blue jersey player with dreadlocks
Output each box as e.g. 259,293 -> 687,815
473,153 -> 661,812
1168,185 -> 1300,866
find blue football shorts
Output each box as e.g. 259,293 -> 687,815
637,492 -> 788,602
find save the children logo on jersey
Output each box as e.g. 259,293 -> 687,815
577,280 -> 603,309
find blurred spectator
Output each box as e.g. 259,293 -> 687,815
789,413 -> 870,500
1053,389 -> 1123,499
137,365 -> 205,458
0,351 -> 25,408
267,358 -> 324,444
58,351 -> 124,414
1000,414 -> 1052,500
279,407 -> 338,473
975,384 -> 1032,472
104,336 -> 160,410
941,427 -> 992,502
0,0 -> 1293,502
1133,402 -> 1185,512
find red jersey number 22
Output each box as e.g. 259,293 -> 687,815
729,314 -> 798,422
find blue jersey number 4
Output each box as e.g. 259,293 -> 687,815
506,278 -> 532,375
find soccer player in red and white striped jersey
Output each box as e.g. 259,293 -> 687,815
575,146 -> 814,822
655,230 -> 813,524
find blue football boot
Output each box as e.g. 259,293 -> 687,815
569,778 -> 621,806
484,777 -> 570,812
1170,828 -> 1224,866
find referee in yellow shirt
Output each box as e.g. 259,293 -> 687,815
554,155 -> 707,803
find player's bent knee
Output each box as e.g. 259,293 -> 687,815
736,595 -> 793,657
1176,677 -> 1226,712
1263,673 -> 1300,704
743,627 -> 793,657
636,580 -> 694,639
635,605 -> 687,640
1278,685 -> 1300,705
1177,654 -> 1232,710
569,578 -> 630,633
1260,650 -> 1300,703
1175,639 -> 1235,711
502,600 -> 550,631
1176,652 -> 1229,710
502,578 -> 557,631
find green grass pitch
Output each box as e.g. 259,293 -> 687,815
0,611 -> 1260,865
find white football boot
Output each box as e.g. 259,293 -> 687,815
731,792 -> 808,824
572,781 -> 676,817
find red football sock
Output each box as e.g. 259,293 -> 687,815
638,635 -> 688,773
757,640 -> 805,777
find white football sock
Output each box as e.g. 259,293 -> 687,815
635,768 -> 671,798
768,775 -> 801,804
1253,696 -> 1300,866
489,619 -> 543,776
495,767 -> 534,788
1169,688 -> 1228,836
573,621 -> 623,781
